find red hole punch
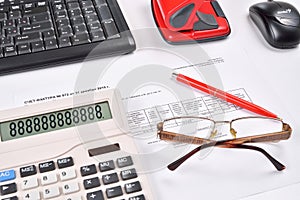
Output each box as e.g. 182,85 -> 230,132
152,0 -> 231,44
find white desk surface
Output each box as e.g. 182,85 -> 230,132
0,0 -> 300,199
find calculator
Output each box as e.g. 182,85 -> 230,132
0,89 -> 153,200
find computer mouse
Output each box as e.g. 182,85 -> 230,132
249,0 -> 300,49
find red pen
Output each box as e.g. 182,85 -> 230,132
172,72 -> 278,119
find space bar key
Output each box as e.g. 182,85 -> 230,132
15,32 -> 42,45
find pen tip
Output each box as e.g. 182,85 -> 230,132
172,72 -> 179,77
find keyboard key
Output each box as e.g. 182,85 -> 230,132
5,27 -> 19,36
106,186 -> 123,198
55,10 -> 68,20
129,194 -> 146,200
102,172 -> 119,185
82,7 -> 95,15
43,30 -> 56,39
67,2 -> 80,10
94,0 -> 107,6
97,5 -> 113,22
80,0 -> 93,8
39,161 -> 56,173
58,37 -> 71,47
68,8 -> 82,18
18,43 -> 31,54
3,19 -> 15,28
0,12 -> 7,21
0,183 -> 17,196
17,17 -> 30,26
57,18 -> 70,28
24,6 -> 49,16
21,21 -> 53,34
87,190 -> 104,200
20,165 -> 37,177
31,41 -> 44,52
62,182 -> 80,194
90,30 -> 105,42
124,181 -> 142,194
15,32 -> 42,45
30,13 -> 50,24
70,16 -> 84,25
117,156 -> 133,168
58,26 -> 73,37
85,14 -> 99,24
8,11 -> 21,19
57,157 -> 74,169
44,38 -> 58,50
0,170 -> 15,182
102,20 -> 120,39
120,168 -> 137,180
83,177 -> 100,190
73,24 -> 87,34
71,33 -> 90,45
1,37 -> 14,47
99,160 -> 115,172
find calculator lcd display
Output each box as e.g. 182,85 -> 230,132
0,101 -> 112,142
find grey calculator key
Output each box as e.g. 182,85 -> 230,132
117,156 -> 133,168
83,177 -> 100,189
87,190 -> 104,200
106,186 -> 123,198
99,160 -> 115,172
0,183 -> 17,196
102,172 -> 119,185
124,181 -> 142,194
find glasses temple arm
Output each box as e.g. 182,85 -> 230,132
168,142 -> 285,171
167,142 -> 216,171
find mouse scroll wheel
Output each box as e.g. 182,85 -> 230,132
275,16 -> 300,27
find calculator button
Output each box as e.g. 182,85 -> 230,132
102,173 -> 119,185
116,156 -> 133,168
80,164 -> 97,176
62,182 -> 80,194
83,177 -> 100,190
21,177 -> 38,190
0,183 -> 17,196
66,196 -> 82,200
106,186 -> 123,198
42,186 -> 60,199
0,170 -> 15,182
39,161 -> 56,173
57,157 -> 74,169
120,168 -> 137,181
23,190 -> 41,200
41,173 -> 58,185
86,190 -> 104,200
124,181 -> 142,194
59,168 -> 77,181
20,165 -> 37,177
1,196 -> 18,200
129,194 -> 146,200
99,160 -> 115,172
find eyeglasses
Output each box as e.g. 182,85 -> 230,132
157,116 -> 292,171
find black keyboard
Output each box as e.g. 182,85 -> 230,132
0,0 -> 135,75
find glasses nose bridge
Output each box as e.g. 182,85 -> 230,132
215,120 -> 231,124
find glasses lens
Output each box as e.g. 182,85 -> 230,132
163,117 -> 215,139
231,117 -> 282,138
